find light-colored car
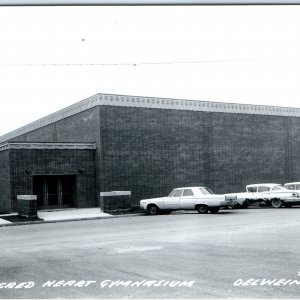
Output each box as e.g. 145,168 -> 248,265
140,187 -> 237,215
284,182 -> 300,191
228,183 -> 300,208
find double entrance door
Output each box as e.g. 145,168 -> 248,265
33,175 -> 75,209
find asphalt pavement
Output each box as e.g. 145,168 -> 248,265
1,207 -> 300,299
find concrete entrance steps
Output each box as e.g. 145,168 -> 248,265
37,208 -> 112,221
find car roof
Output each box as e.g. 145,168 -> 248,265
173,187 -> 206,190
284,182 -> 300,185
246,183 -> 280,188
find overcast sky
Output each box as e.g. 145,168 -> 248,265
0,5 -> 300,136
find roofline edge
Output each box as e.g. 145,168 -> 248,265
1,93 -> 300,144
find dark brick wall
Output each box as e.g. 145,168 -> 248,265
290,117 -> 300,181
99,106 -> 213,205
9,107 -> 100,143
209,113 -> 292,193
3,103 -> 300,210
0,150 -> 11,213
101,195 -> 132,211
9,148 -> 96,212
99,106 -> 300,204
8,106 -> 102,209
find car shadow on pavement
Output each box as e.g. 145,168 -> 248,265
169,210 -> 236,215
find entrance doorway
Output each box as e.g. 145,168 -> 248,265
33,175 -> 75,209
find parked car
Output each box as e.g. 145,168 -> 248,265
228,183 -> 300,208
140,187 -> 237,215
284,182 -> 300,191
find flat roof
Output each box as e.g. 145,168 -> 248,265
1,93 -> 300,144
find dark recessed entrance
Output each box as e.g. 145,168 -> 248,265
33,175 -> 75,209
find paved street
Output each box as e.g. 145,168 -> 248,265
1,207 -> 300,299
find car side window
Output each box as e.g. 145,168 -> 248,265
183,189 -> 194,196
258,186 -> 270,192
247,187 -> 257,192
285,185 -> 294,190
169,189 -> 183,197
296,184 -> 300,190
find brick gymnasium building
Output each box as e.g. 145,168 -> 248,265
0,93 -> 300,213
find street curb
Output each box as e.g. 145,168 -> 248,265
0,213 -> 146,228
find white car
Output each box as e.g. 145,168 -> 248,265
284,182 -> 300,191
140,187 -> 237,215
228,183 -> 300,208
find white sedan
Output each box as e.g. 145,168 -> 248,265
140,187 -> 237,215
228,183 -> 300,208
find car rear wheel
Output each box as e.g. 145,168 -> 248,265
271,198 -> 282,208
147,205 -> 159,215
197,205 -> 208,214
210,206 -> 220,214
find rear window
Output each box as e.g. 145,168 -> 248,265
258,186 -> 270,192
199,187 -> 214,195
271,185 -> 284,191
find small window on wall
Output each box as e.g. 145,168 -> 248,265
258,186 -> 270,192
169,189 -> 183,197
247,186 -> 257,192
183,189 -> 194,196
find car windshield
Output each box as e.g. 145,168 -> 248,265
168,189 -> 183,197
247,186 -> 257,192
199,187 -> 214,195
271,185 -> 285,191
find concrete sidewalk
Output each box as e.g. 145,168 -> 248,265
37,208 -> 112,221
0,208 -> 112,224
0,218 -> 12,225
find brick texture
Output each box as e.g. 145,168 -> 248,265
1,103 -> 300,212
0,150 -> 11,213
17,197 -> 37,217
9,148 -> 96,212
101,195 -> 132,211
99,106 -> 300,204
9,107 -> 100,144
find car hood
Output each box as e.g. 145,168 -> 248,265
140,197 -> 166,203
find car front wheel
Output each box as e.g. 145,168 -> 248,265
197,205 -> 208,214
148,205 -> 159,215
271,198 -> 282,208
